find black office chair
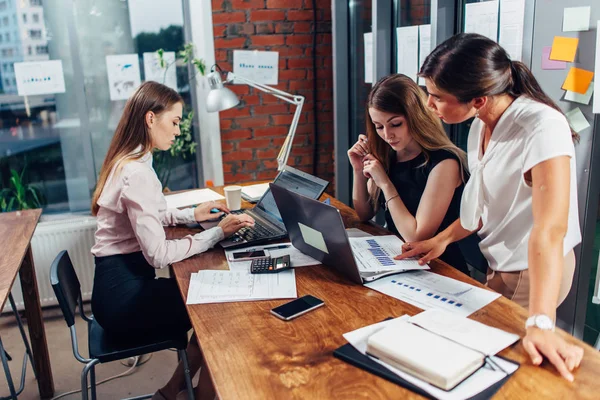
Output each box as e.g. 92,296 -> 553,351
50,250 -> 195,400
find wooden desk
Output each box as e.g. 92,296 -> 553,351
169,192 -> 600,399
0,209 -> 54,398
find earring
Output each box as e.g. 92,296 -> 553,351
475,109 -> 480,119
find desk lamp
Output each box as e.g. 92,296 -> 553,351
205,65 -> 305,170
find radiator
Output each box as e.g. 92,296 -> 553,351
2,216 -> 97,314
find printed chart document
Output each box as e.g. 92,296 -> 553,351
365,270 -> 501,317
165,188 -> 225,209
349,235 -> 429,273
342,316 -> 518,400
464,1 -> 499,41
396,26 -> 419,82
225,243 -> 321,271
499,0 -> 525,61
186,269 -> 296,304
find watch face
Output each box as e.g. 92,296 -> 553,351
535,315 -> 554,330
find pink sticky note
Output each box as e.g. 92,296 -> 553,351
542,46 -> 567,70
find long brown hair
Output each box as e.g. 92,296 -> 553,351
366,74 -> 467,207
91,81 -> 183,215
419,33 -> 577,140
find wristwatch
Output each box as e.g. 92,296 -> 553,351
525,314 -> 555,331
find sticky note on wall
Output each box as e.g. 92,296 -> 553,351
563,6 -> 591,32
565,108 -> 590,133
541,46 -> 566,70
564,82 -> 594,105
562,67 -> 594,94
550,36 -> 579,62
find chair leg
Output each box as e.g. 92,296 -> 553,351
179,350 -> 195,400
0,335 -> 17,400
90,363 -> 97,400
8,293 -> 37,380
81,359 -> 99,400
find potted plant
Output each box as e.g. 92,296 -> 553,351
0,165 -> 45,212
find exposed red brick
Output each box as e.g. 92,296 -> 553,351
214,25 -> 227,37
266,0 -> 304,8
254,126 -> 288,137
214,37 -> 247,49
257,149 -> 278,158
250,10 -> 285,21
286,35 -> 313,45
253,105 -> 289,115
251,34 -> 285,46
258,170 -> 278,180
223,150 -> 253,162
220,107 -> 251,118
287,10 -> 313,20
236,116 -> 270,128
222,129 -> 252,141
230,0 -> 266,9
213,12 -> 246,24
239,139 -> 272,149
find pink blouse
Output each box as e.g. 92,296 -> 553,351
91,151 -> 223,269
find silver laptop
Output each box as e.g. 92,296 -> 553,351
270,183 -> 404,284
199,166 -> 329,249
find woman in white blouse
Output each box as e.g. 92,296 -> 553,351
90,81 -> 254,400
396,34 -> 584,381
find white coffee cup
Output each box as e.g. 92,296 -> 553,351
223,185 -> 242,210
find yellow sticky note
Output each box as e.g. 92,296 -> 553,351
549,36 -> 579,62
562,67 -> 594,94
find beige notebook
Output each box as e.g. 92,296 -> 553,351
366,320 -> 485,391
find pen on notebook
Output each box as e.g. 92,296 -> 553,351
262,244 -> 292,250
485,355 -> 508,375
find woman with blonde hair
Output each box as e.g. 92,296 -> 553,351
348,73 -> 469,273
90,81 -> 254,399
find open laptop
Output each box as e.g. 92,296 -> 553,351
199,166 -> 329,249
270,183 -> 406,284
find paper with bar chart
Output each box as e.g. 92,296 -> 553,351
365,270 -> 500,317
349,235 -> 429,273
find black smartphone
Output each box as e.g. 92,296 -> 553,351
270,295 -> 325,321
228,249 -> 269,261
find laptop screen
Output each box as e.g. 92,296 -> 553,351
256,168 -> 327,222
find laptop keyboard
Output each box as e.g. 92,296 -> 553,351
232,221 -> 280,243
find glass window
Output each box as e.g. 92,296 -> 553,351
5,32 -> 9,41
33,13 -> 39,23
28,45 -> 32,55
30,0 -> 42,5
3,16 -> 8,25
22,14 -> 27,24
29,29 -> 42,39
0,2 -> 6,11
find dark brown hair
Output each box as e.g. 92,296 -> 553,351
91,81 -> 183,215
419,33 -> 577,139
366,74 -> 467,207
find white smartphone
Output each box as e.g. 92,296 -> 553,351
270,295 -> 325,321
227,249 -> 270,262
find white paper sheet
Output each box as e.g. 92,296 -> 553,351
499,0 -> 526,61
106,54 -> 141,101
365,270 -> 501,317
594,22 -> 600,114
14,60 -> 66,96
191,270 -> 253,298
408,309 -> 520,356
563,6 -> 591,32
417,25 -> 431,85
349,235 -> 429,273
233,50 -> 279,85
364,32 -> 373,84
225,243 -> 321,271
564,82 -> 594,105
396,26 -> 419,83
241,183 -> 270,202
565,107 -> 591,133
465,1 -> 499,41
186,269 -> 296,304
164,188 -> 225,209
143,51 -> 177,90
343,317 -> 518,400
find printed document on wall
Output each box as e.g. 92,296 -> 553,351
364,32 -> 373,83
418,25 -> 431,85
464,1 -> 499,41
14,60 -> 66,96
396,26 -> 419,83
594,22 -> 600,114
233,50 -> 279,85
499,0 -> 525,61
106,54 -> 141,101
143,51 -> 177,90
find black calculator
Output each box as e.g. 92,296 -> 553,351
250,255 -> 292,274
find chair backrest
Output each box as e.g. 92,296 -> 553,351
50,250 -> 81,327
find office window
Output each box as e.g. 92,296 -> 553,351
28,45 -> 32,55
2,64 -> 7,72
32,13 -> 39,23
11,78 -> 15,86
36,45 -> 47,54
0,35 -> 3,43
4,78 -> 9,87
29,29 -> 42,39
5,32 -> 9,42
0,2 -> 6,11
30,0 -> 42,5
12,15 -> 16,24
22,14 -> 27,23
3,16 -> 8,26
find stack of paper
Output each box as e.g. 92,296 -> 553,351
349,235 -> 429,273
186,269 -> 297,305
241,183 -> 270,202
165,188 -> 225,209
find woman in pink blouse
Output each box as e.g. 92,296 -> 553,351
90,81 -> 254,400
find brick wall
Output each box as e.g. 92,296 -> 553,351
211,0 -> 334,192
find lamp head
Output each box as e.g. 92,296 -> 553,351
206,70 -> 240,112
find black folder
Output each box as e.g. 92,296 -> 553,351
333,343 -> 519,400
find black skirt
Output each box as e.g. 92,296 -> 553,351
92,251 -> 191,342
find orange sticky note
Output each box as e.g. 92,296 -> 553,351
562,67 -> 594,94
549,36 -> 579,62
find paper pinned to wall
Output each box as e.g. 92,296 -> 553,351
499,0 -> 526,61
594,21 -> 600,114
464,1 -> 499,41
541,46 -> 566,70
565,108 -> 591,134
233,50 -> 279,85
364,32 -> 373,84
549,36 -> 579,62
396,26 -> 419,83
562,6 -> 591,32
417,24 -> 431,85
143,51 -> 177,90
14,60 -> 66,96
562,67 -> 594,95
564,82 -> 594,105
106,54 -> 141,101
